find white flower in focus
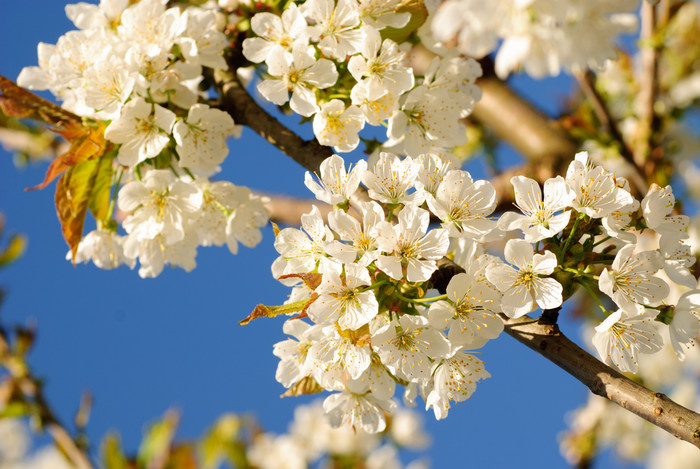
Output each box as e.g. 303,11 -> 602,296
312,100 -> 365,153
82,55 -> 135,119
592,306 -> 663,373
348,27 -> 414,101
659,236 -> 697,289
274,206 -> 333,275
71,229 -> 135,270
273,319 -> 321,387
323,381 -> 395,433
485,239 -> 562,318
598,244 -> 669,314
307,325 -> 372,389
304,154 -> 366,206
258,44 -> 338,117
565,152 -> 634,219
105,98 -> 176,167
362,152 -> 421,205
498,175 -> 574,242
413,153 -> 455,199
371,315 -> 451,383
425,348 -> 490,420
305,0 -> 366,60
173,104 -> 235,172
375,205 -> 449,282
642,183 -> 689,240
177,7 -> 228,69
123,232 -> 199,278
117,0 -> 182,57
309,262 -> 378,330
327,201 -> 384,266
117,0 -> 181,56
350,84 -> 398,125
118,170 -> 203,244
243,4 -> 310,63
65,0 -> 129,30
668,290 -> 700,360
428,272 -> 503,348
425,169 -> 498,241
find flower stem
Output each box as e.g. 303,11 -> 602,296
577,278 -> 607,314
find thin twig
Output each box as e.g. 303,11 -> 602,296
574,70 -> 647,193
636,0 -> 661,168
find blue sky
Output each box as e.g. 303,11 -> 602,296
0,2 -> 650,468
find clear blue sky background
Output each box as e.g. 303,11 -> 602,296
1,2 -> 649,468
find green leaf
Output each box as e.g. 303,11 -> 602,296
88,153 -> 115,223
137,410 -> 180,469
101,433 -> 128,469
380,0 -> 428,44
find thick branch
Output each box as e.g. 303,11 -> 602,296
636,0 -> 660,167
502,314 -> 700,448
215,70 -> 331,173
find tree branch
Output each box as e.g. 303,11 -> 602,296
574,70 -> 647,193
636,0 -> 661,168
502,314 -> 700,448
215,56 -> 700,447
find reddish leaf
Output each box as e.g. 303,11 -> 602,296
56,156 -> 113,263
28,120 -> 108,190
278,272 -> 323,290
0,75 -> 81,126
0,75 -> 109,190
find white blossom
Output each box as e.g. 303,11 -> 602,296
485,239 -> 562,318
375,205 -> 449,283
104,98 -> 176,167
599,244 -> 669,314
592,306 -> 663,373
498,175 -> 574,242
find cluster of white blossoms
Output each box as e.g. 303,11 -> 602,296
18,0 -> 270,278
266,150 -> 699,432
430,0 -> 639,78
242,0 -> 482,157
247,400 -> 429,469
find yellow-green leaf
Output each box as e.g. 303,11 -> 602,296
89,153 -> 115,222
101,433 -> 128,469
0,234 -> 27,268
137,410 -> 180,469
200,414 -> 242,469
239,294 -> 317,325
55,155 -> 113,263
